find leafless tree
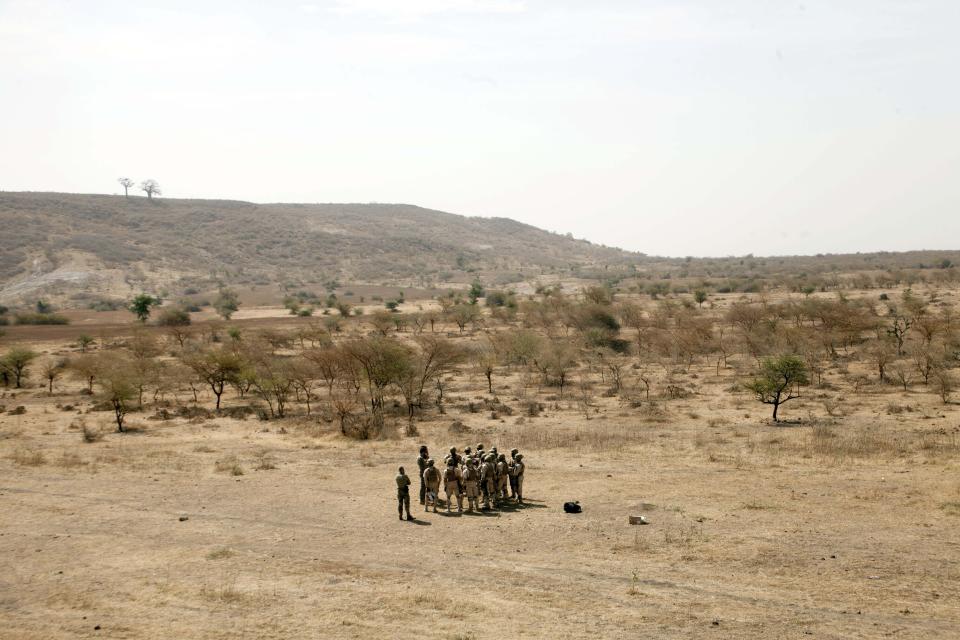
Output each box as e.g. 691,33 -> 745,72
140,179 -> 162,199
118,177 -> 134,197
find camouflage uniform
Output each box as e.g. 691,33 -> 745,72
443,446 -> 461,468
496,454 -> 510,499
416,449 -> 429,504
509,449 -> 520,498
462,459 -> 480,512
423,459 -> 441,512
480,454 -> 497,510
442,463 -> 462,513
396,469 -> 412,520
512,454 -> 525,504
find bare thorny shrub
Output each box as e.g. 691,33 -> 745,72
73,417 -> 104,443
254,448 -> 277,470
11,448 -> 46,466
214,455 -> 244,476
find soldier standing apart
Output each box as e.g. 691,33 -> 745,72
442,461 -> 462,513
509,449 -> 520,498
417,445 -> 429,505
396,467 -> 413,521
423,459 -> 442,512
512,454 -> 525,504
462,458 -> 480,512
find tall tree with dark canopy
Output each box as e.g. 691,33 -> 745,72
128,294 -> 160,323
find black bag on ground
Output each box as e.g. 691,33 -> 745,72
563,501 -> 582,513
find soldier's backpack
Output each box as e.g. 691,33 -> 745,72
463,466 -> 477,482
563,501 -> 582,514
424,467 -> 440,484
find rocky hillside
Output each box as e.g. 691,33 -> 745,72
0,192 -> 637,305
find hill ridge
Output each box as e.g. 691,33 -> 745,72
0,191 -> 636,305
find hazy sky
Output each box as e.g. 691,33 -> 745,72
2,1 -> 958,257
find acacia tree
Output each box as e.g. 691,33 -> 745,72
140,179 -> 161,199
397,335 -> 464,417
77,335 -> 95,353
41,358 -> 68,393
287,356 -> 320,414
472,340 -> 500,394
1,348 -> 37,388
745,355 -> 809,422
250,354 -> 294,418
932,367 -> 955,403
533,339 -> 579,397
341,336 -> 412,426
184,348 -> 244,410
369,310 -> 394,336
213,289 -> 240,320
97,357 -> 137,431
128,294 -> 160,323
128,331 -> 161,407
302,346 -> 343,397
449,304 -> 480,333
118,177 -> 134,197
70,353 -> 101,392
868,339 -> 895,382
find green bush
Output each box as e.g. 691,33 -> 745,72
156,307 -> 191,326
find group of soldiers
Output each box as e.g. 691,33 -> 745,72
395,444 -> 526,520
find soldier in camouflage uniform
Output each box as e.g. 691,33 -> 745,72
396,467 -> 412,520
422,459 -> 442,512
512,454 -> 525,504
443,446 -> 461,467
417,446 -> 429,504
496,454 -> 510,499
509,449 -> 520,498
442,460 -> 462,513
480,453 -> 497,510
461,458 -> 480,512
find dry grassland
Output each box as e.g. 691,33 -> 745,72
2,325 -> 959,639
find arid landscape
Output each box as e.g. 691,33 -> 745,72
5,1 -> 959,637
2,199 -> 959,638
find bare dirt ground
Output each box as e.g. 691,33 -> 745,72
2,331 -> 959,640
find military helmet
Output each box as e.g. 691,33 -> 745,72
485,453 -> 496,462
449,446 -> 457,454
498,454 -> 506,462
477,443 -> 484,450
515,454 -> 523,461
427,458 -> 435,467
419,445 -> 428,454
464,446 -> 472,454
511,448 -> 519,456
